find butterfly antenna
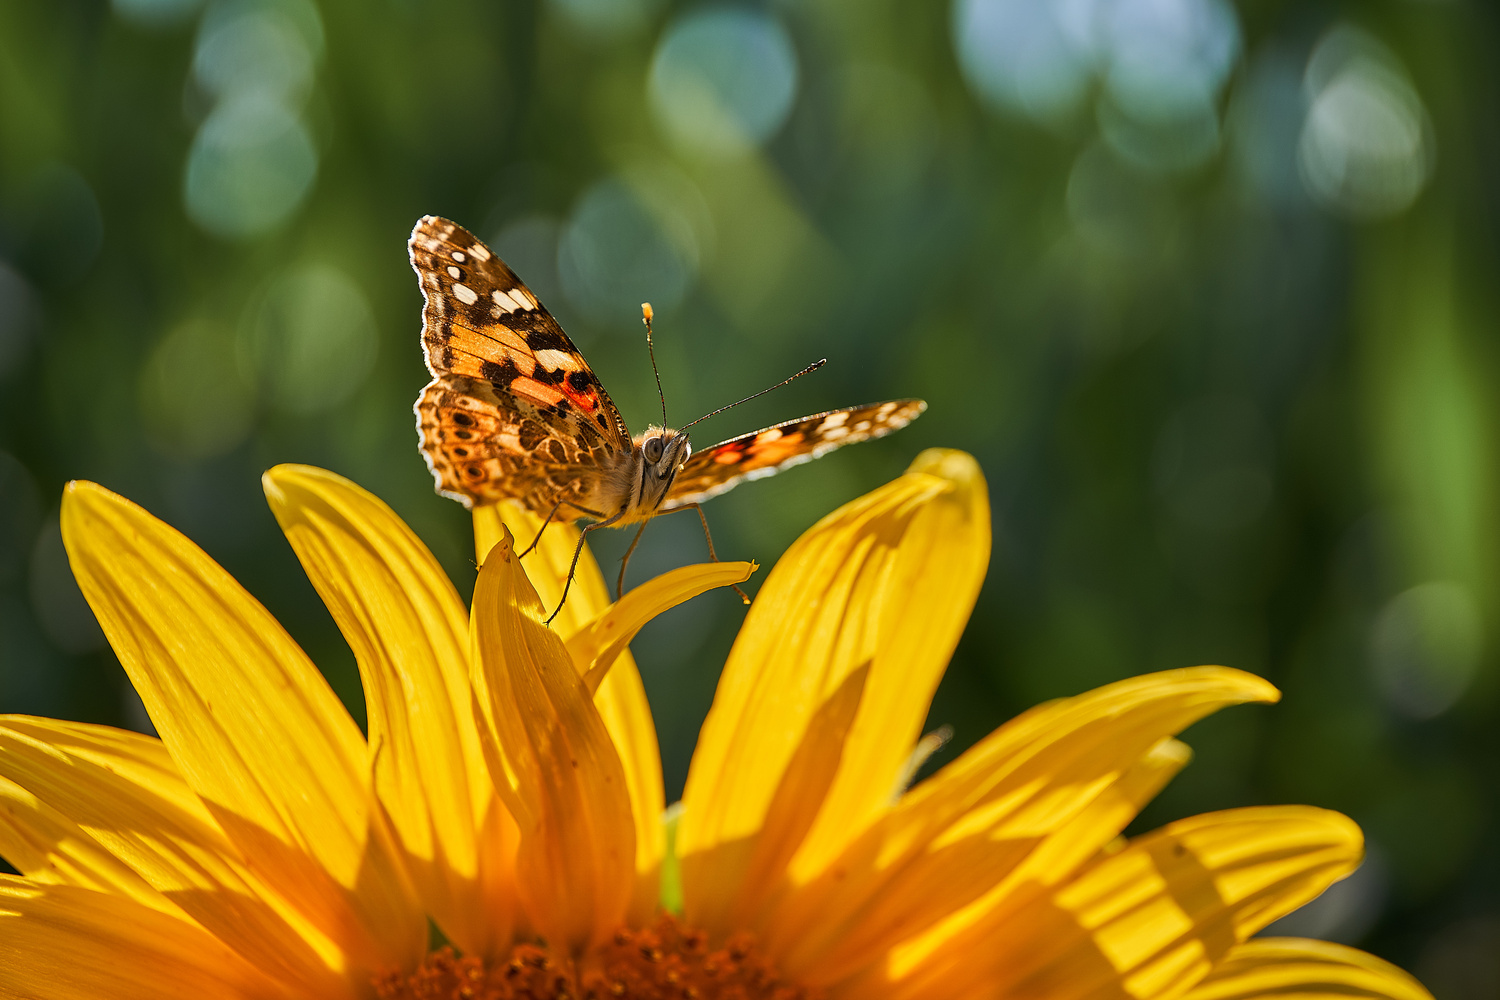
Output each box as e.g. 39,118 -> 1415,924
643,303 -> 668,428
678,358 -> 827,433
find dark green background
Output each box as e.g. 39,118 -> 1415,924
2,0 -> 1497,991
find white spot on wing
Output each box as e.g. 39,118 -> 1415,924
447,265 -> 461,278
469,244 -> 491,262
506,288 -> 532,311
452,251 -> 466,262
492,289 -> 515,313
821,412 -> 849,428
535,349 -> 580,372
425,238 -> 442,252
453,283 -> 479,305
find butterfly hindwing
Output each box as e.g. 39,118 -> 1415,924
415,373 -> 623,509
409,216 -> 633,507
664,399 -> 928,509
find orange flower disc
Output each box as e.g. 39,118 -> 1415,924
374,916 -> 819,1000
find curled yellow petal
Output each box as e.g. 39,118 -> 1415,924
566,560 -> 756,694
468,523 -> 635,952
60,481 -> 423,975
263,464 -> 506,955
473,501 -> 610,637
0,877 -> 292,1000
1185,938 -> 1434,1000
680,448 -> 990,936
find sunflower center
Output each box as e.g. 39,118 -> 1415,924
372,915 -> 819,1000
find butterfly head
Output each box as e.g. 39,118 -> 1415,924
635,426 -> 692,509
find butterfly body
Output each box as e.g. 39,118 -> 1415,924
551,424 -> 695,527
410,215 -> 925,531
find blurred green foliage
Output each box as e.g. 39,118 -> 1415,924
2,0 -> 1499,990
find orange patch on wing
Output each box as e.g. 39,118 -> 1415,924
510,377 -> 566,408
745,432 -> 806,466
738,434 -> 810,470
488,324 -> 531,353
559,384 -> 600,414
447,323 -> 536,376
752,444 -> 801,465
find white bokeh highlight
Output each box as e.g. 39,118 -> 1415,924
1299,25 -> 1433,220
649,9 -> 799,157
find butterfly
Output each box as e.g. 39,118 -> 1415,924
409,215 -> 925,618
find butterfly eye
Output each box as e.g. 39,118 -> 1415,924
643,437 -> 665,464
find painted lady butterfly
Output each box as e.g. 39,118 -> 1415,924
410,215 -> 925,612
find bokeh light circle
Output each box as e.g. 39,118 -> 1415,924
649,8 -> 799,156
139,319 -> 255,457
1101,0 -> 1240,122
558,176 -> 699,323
1299,27 -> 1432,220
193,4 -> 317,105
952,0 -> 1097,122
239,264 -> 379,415
184,96 -> 318,239
1371,581 -> 1481,719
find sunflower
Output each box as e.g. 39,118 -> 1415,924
0,450 -> 1429,1000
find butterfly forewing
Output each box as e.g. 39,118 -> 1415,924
664,399 -> 928,509
410,216 -> 633,508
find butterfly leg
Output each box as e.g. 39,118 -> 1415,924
676,502 -> 751,606
519,498 -> 566,559
546,509 -> 624,626
617,521 -> 649,599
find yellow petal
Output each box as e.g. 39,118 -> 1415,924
0,718 -> 186,914
994,737 -> 1193,901
0,877 -> 295,1000
876,806 -> 1363,1000
60,482 -> 424,974
263,465 -> 507,955
856,738 -> 1190,997
468,524 -> 635,952
473,501 -> 611,637
0,717 -> 349,998
590,652 -> 664,923
718,664 -> 870,935
566,560 -> 756,694
1185,938 -> 1433,1000
10,707 -> 211,818
680,449 -> 989,936
0,770 -> 171,911
770,668 -> 1278,982
474,500 -> 671,920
